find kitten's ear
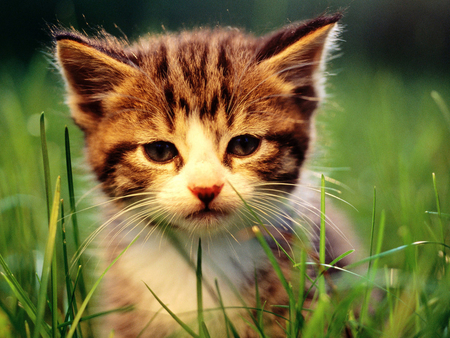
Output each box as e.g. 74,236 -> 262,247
256,14 -> 342,113
54,31 -> 140,132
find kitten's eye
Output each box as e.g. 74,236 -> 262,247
144,141 -> 178,163
227,135 -> 260,157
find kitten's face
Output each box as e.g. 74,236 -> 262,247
54,15 -> 340,234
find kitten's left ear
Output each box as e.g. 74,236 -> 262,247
256,14 -> 342,108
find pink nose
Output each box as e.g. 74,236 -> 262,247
188,184 -> 224,208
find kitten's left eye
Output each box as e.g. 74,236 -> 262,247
144,141 -> 178,163
227,135 -> 260,157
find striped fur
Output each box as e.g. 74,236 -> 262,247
54,13 -> 352,338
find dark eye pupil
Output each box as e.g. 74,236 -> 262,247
227,135 -> 260,156
144,141 -> 178,162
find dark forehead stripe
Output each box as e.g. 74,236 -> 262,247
217,42 -> 231,77
163,83 -> 176,129
177,41 -> 209,90
155,43 -> 169,80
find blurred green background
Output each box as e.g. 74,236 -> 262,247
1,0 -> 449,261
0,1 -> 449,333
1,0 -> 450,72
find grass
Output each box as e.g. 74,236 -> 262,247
0,53 -> 449,337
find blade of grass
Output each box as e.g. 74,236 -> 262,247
319,175 -> 326,296
294,248 -> 307,335
252,225 -> 295,336
302,293 -> 330,338
359,187 -> 377,332
65,127 -> 91,337
66,236 -> 139,338
63,265 -> 83,334
251,226 -> 293,300
214,280 -> 239,338
432,173 -> 446,272
59,306 -> 134,329
1,272 -> 51,338
165,225 -> 263,336
327,250 -> 355,269
425,211 -> 450,218
40,112 -> 51,220
254,269 -> 265,337
51,217 -> 59,338
201,322 -> 211,338
33,176 -> 61,338
347,241 -> 450,269
143,282 -> 200,338
196,238 -> 204,337
40,112 -> 60,338
136,307 -> 163,338
61,202 -> 81,338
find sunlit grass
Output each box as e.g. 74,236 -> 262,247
0,54 -> 449,337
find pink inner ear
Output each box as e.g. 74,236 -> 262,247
189,184 -> 224,207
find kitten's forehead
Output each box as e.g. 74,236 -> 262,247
132,31 -> 260,127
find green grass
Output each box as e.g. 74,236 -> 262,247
0,54 -> 449,337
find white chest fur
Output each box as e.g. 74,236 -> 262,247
100,229 -> 270,337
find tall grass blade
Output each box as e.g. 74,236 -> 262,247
359,187 -> 377,331
347,241 -> 450,269
135,308 -> 163,338
196,238 -> 204,336
143,282 -> 200,338
65,127 -> 89,307
66,236 -> 139,338
51,207 -> 59,338
40,112 -> 59,338
254,269 -> 265,337
302,293 -> 330,338
251,226 -> 293,300
58,306 -> 134,330
319,175 -> 326,296
294,248 -> 307,334
252,225 -> 294,336
61,202 -> 81,338
0,271 -> 51,338
40,112 -> 51,220
432,173 -> 446,272
33,176 -> 61,338
200,322 -> 211,338
214,280 -> 239,338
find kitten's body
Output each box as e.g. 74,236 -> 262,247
54,14 -> 354,337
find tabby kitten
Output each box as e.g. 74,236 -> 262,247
54,13 -> 353,338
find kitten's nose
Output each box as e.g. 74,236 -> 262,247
189,184 -> 224,208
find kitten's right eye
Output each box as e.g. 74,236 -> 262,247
227,135 -> 260,157
144,141 -> 178,163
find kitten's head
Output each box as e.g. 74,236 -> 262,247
53,14 -> 341,235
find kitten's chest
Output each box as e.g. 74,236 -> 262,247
101,230 -> 270,333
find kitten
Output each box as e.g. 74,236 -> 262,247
53,13 -> 354,337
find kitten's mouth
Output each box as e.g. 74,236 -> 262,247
185,208 -> 228,222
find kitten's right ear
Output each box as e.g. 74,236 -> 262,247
255,14 -> 342,116
54,31 -> 140,132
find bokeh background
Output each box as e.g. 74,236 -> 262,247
0,1 -> 449,335
1,0 -> 450,72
